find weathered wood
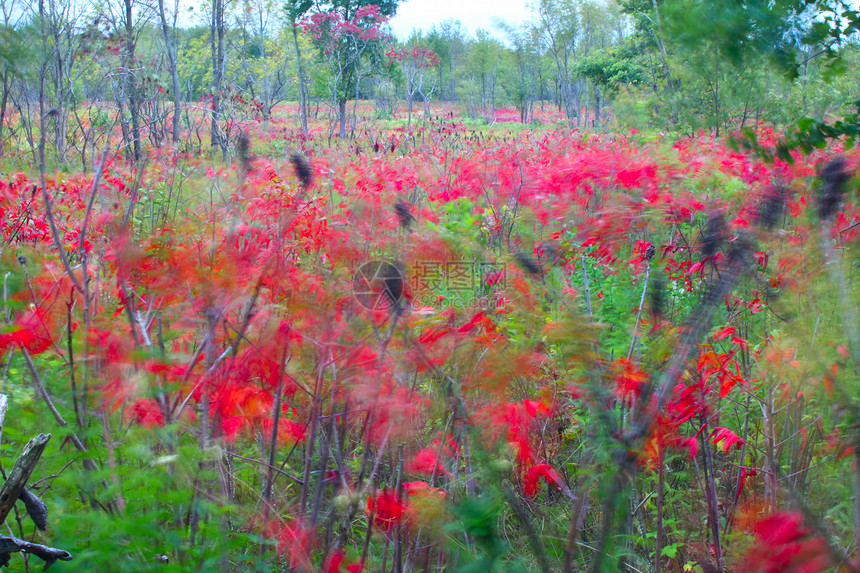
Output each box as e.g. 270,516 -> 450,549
0,434 -> 50,525
0,535 -> 72,568
19,487 -> 47,531
0,398 -> 72,566
0,394 -> 8,445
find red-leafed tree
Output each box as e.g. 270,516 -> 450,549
300,3 -> 395,139
387,46 -> 440,130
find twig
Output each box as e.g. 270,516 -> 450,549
627,262 -> 651,361
19,349 -> 92,462
224,451 -> 303,484
262,348 -> 288,522
580,255 -> 592,315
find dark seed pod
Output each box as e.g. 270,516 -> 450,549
700,212 -> 726,258
818,156 -> 850,221
16,255 -> 26,265
393,200 -> 415,229
236,132 -> 251,170
645,243 -> 656,261
290,152 -> 313,190
515,251 -> 543,277
757,185 -> 787,230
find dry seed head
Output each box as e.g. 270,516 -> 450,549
700,212 -> 726,258
236,132 -> 251,170
290,152 -> 313,190
515,251 -> 543,277
645,243 -> 656,261
817,156 -> 850,221
394,200 -> 415,229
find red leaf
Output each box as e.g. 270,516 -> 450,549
406,447 -> 448,477
523,463 -> 566,497
682,436 -> 699,460
261,417 -> 307,446
366,489 -> 407,532
264,518 -> 315,565
324,549 -> 363,573
735,467 -> 757,500
11,308 -> 53,354
713,325 -> 736,341
402,481 -> 445,499
745,512 -> 833,573
710,426 -> 744,454
128,399 -> 165,428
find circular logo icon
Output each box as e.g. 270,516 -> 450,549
352,261 -> 405,311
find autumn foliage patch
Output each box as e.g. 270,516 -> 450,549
2,116 -> 859,571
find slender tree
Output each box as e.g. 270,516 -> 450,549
157,0 -> 181,143
300,0 -> 401,138
287,0 -> 312,135
210,0 -> 227,157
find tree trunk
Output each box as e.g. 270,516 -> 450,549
291,24 -> 308,135
210,0 -> 227,159
406,91 -> 413,131
0,72 -> 9,153
584,82 -> 590,127
338,98 -> 347,138
117,100 -> 132,162
38,0 -> 48,181
124,0 -> 141,162
157,0 -> 181,143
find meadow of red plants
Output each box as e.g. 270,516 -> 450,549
0,104 -> 859,573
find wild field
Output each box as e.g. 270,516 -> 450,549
0,101 -> 857,573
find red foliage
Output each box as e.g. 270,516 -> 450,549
366,489 -> 407,532
406,447 -> 448,477
9,112 -> 860,569
386,46 -> 440,68
265,518 -> 316,569
0,307 -> 54,355
477,398 -> 553,468
324,549 -> 363,573
522,463 -> 566,497
613,358 -> 648,402
744,512 -> 833,573
128,399 -> 165,428
710,426 -> 745,454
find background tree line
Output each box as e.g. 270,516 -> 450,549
0,0 -> 859,166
